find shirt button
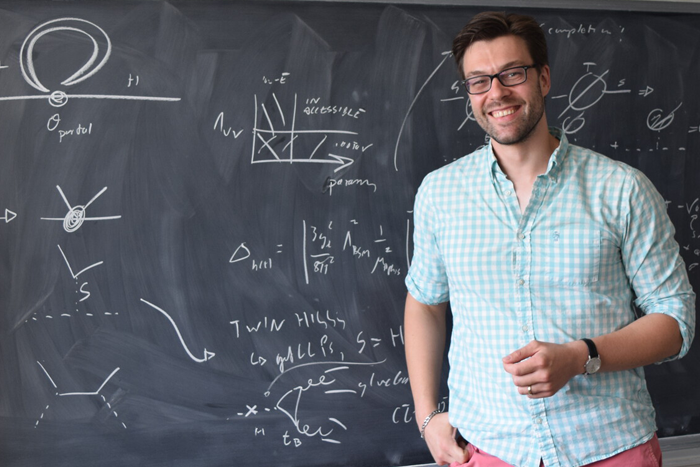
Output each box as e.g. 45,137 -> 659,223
518,232 -> 526,240
535,418 -> 543,425
522,325 -> 529,332
504,190 -> 513,196
518,278 -> 525,286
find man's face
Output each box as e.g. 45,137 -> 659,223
462,35 -> 550,146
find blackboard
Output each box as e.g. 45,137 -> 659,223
0,1 -> 698,466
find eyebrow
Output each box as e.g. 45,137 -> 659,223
464,61 -> 525,79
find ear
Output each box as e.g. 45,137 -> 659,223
538,64 -> 551,97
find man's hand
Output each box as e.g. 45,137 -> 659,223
502,340 -> 587,398
422,412 -> 470,466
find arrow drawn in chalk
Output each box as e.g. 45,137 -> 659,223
139,298 -> 215,363
229,243 -> 251,263
1,208 -> 16,223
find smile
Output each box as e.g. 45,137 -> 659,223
491,108 -> 517,118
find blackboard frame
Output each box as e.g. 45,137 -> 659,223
1,1 -> 699,466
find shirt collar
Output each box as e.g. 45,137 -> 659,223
488,127 -> 568,184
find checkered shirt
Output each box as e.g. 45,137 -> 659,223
405,128 -> 695,467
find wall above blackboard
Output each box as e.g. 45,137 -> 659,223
0,1 -> 698,466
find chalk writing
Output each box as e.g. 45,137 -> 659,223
46,116 -> 93,143
357,370 -> 409,397
214,112 -> 244,138
295,310 -> 346,330
263,72 -> 290,85
545,24 -> 613,38
326,178 -> 377,196
302,99 -> 366,119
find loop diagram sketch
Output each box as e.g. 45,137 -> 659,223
0,17 -> 180,107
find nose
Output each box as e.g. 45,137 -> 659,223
487,76 -> 511,99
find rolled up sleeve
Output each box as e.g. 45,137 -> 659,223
405,175 -> 450,306
621,169 -> 696,361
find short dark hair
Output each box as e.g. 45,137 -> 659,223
452,11 -> 549,79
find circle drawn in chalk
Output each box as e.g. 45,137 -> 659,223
20,18 -> 112,105
63,205 -> 86,232
49,90 -> 68,107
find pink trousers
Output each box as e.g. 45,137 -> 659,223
451,434 -> 662,467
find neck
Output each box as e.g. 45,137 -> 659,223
491,118 -> 558,181
491,119 -> 559,213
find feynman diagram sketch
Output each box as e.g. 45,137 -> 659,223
36,362 -> 125,429
0,17 -> 181,107
41,185 -> 121,233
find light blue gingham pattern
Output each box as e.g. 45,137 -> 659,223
405,128 -> 695,467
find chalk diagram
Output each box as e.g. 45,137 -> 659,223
552,63 -> 685,135
56,244 -> 110,317
0,17 -> 180,108
394,51 -> 453,172
551,63 -> 632,134
139,298 -> 215,363
440,91 -> 475,133
250,93 -> 356,172
260,359 -> 386,444
35,361 -> 126,429
41,185 -> 121,232
1,208 -> 17,223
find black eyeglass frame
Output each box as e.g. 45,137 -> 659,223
461,64 -> 537,95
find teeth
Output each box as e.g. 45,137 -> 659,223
492,108 -> 516,118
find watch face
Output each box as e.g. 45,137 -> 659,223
585,357 -> 602,375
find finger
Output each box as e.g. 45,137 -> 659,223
441,432 -> 469,464
510,370 -> 542,386
434,440 -> 468,465
425,414 -> 468,465
445,439 -> 469,464
517,383 -> 555,399
502,340 -> 539,364
514,384 -> 537,398
503,355 -> 541,377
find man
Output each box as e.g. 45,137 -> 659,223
404,11 -> 695,467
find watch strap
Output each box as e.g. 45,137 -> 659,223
581,338 -> 598,359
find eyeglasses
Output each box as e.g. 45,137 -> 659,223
462,65 -> 536,95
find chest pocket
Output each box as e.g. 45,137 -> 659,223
534,229 -> 601,285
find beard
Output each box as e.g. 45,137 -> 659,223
475,89 -> 546,146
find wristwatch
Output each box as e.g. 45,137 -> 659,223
581,338 -> 601,375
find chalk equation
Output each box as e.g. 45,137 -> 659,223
300,218 -> 403,284
676,197 -> 700,273
228,216 -> 407,280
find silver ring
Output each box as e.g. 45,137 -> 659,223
527,386 -> 533,396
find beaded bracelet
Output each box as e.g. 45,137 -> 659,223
419,409 -> 442,439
